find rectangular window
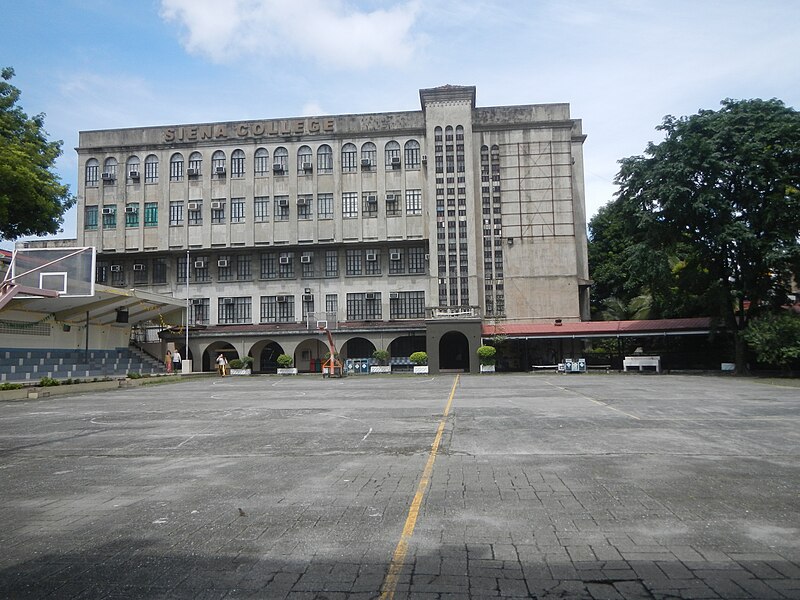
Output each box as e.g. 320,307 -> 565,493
278,254 -> 294,279
326,294 -> 338,315
390,291 -> 425,319
188,202 -> 202,225
231,198 -> 245,223
325,250 -> 338,277
345,249 -> 362,276
237,255 -> 252,281
342,192 -> 358,218
254,196 -> 270,222
190,298 -> 209,325
317,193 -> 333,219
260,253 -> 277,279
254,152 -> 269,176
218,297 -> 251,324
170,159 -> 183,181
217,255 -> 232,281
346,293 -> 381,321
405,144 -> 421,168
188,155 -> 202,175
169,201 -> 184,226
363,192 -> 378,218
111,265 -> 125,287
408,247 -> 427,274
388,249 -> 405,274
298,195 -> 313,220
386,191 -> 401,217
301,254 -> 314,278
274,195 -> 289,221
86,164 -> 99,186
153,258 -> 167,284
125,204 -> 139,228
144,160 -> 158,183
342,147 -> 358,172
133,262 -> 148,285
84,206 -> 98,230
211,201 -> 225,224
102,205 -> 117,229
231,154 -> 245,178
260,296 -> 295,323
406,189 -> 422,215
194,255 -> 210,282
365,250 -> 381,275
144,202 -> 158,227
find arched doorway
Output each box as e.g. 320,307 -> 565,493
294,338 -> 328,373
388,335 -> 426,359
204,341 -> 238,373
256,341 -> 285,374
439,331 -> 469,371
340,337 -> 375,360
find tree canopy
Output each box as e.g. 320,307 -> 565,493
590,98 -> 800,371
0,67 -> 74,241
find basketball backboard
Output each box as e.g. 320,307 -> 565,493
9,247 -> 96,297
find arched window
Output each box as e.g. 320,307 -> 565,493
317,144 -> 333,174
404,140 -> 420,168
170,153 -> 184,181
103,157 -> 118,182
361,142 -> 377,168
445,126 -> 454,141
274,147 -> 288,173
341,143 -> 357,172
456,125 -> 465,141
144,154 -> 159,183
254,148 -> 269,176
385,141 -> 401,168
211,150 -> 226,178
297,146 -> 313,173
126,156 -> 140,181
231,149 -> 245,178
85,158 -> 99,186
188,151 -> 202,176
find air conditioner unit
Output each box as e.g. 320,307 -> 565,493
217,259 -> 229,268
300,255 -> 311,263
279,256 -> 290,265
133,264 -> 145,271
391,156 -> 401,167
186,168 -> 198,177
211,201 -> 223,210
110,265 -> 121,272
302,294 -> 313,302
365,292 -> 377,300
273,162 -> 284,172
366,253 -> 377,262
297,198 -> 307,206
194,260 -> 206,269
128,171 -> 140,179
386,194 -> 396,202
361,158 -> 372,167
277,198 -> 289,207
187,202 -> 201,210
389,292 -> 399,299
221,297 -> 234,304
214,166 -> 226,175
390,252 -> 401,261
101,172 -> 115,181
366,195 -> 377,203
302,162 -> 313,171
101,208 -> 114,215
125,206 -> 137,213
276,295 -> 289,303
421,155 -> 428,163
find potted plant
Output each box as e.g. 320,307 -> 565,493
477,345 -> 497,372
228,356 -> 253,375
370,349 -> 391,374
276,353 -> 297,375
410,351 -> 428,374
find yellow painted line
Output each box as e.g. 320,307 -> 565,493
380,374 -> 459,599
546,380 -> 640,420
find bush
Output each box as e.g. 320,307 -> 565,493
477,345 -> 497,366
127,371 -> 142,379
372,349 -> 390,364
0,382 -> 23,390
228,359 -> 244,369
39,376 -> 60,387
409,351 -> 428,365
277,353 -> 294,368
241,356 -> 254,368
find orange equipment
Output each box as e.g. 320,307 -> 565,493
319,325 -> 344,377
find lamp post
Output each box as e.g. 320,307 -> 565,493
185,249 -> 190,371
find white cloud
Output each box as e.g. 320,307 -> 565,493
159,0 -> 422,69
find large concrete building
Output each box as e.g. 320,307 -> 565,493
75,85 -> 590,373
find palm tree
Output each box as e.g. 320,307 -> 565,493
601,295 -> 652,321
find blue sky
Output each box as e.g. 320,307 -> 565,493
2,0 -> 798,250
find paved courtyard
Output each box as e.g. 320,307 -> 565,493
1,373 -> 798,599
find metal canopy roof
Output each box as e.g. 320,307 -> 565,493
3,285 -> 185,326
482,317 -> 715,340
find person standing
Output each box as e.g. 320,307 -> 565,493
216,353 -> 227,376
165,350 -> 173,374
172,349 -> 182,373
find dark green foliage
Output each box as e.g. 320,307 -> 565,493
476,345 -> 497,365
0,67 -> 74,240
741,311 -> 800,368
38,376 -> 60,387
276,353 -> 293,368
372,349 -> 390,364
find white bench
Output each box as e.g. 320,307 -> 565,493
623,355 -> 661,373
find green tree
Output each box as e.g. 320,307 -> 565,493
600,295 -> 652,321
741,311 -> 800,369
0,67 -> 74,241
615,98 -> 800,372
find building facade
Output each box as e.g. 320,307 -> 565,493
75,85 -> 590,373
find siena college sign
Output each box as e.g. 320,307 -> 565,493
163,118 -> 336,143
